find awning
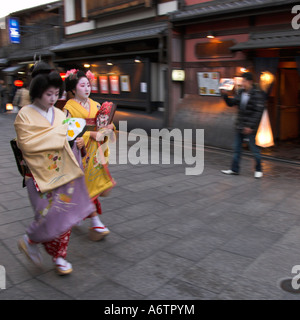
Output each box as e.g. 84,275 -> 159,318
51,23 -> 167,53
8,49 -> 54,62
0,58 -> 8,66
231,30 -> 300,51
2,65 -> 24,74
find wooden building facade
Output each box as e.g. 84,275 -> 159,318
169,0 -> 300,148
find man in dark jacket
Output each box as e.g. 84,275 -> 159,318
221,72 -> 265,178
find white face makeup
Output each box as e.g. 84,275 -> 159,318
36,87 -> 60,110
75,77 -> 91,101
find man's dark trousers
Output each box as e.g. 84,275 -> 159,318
231,130 -> 262,174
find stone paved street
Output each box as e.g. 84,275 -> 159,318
0,112 -> 300,300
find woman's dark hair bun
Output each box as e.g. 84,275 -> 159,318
31,61 -> 53,78
30,71 -> 64,101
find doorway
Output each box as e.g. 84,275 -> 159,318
262,61 -> 300,162
277,66 -> 300,141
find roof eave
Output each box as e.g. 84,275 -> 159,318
170,0 -> 299,23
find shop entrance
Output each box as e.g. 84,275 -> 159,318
263,62 -> 300,162
277,65 -> 300,141
268,62 -> 300,142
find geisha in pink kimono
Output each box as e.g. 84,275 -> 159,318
14,66 -> 95,275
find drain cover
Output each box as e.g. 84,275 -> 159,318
279,278 -> 300,294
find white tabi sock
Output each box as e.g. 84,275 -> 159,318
91,216 -> 109,233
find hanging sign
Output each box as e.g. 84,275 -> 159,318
8,18 -> 20,44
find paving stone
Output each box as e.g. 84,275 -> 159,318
17,278 -> 72,300
217,275 -> 283,300
118,188 -> 169,205
104,231 -> 178,262
197,205 -> 256,238
154,216 -> 207,239
0,207 -> 33,226
154,180 -> 199,194
0,221 -> 26,240
145,278 -> 217,300
0,242 -> 33,285
178,250 -> 253,294
110,251 -> 194,296
111,214 -> 169,240
253,210 -> 299,234
162,230 -> 227,262
98,197 -> 132,211
0,285 -> 34,300
121,179 -> 166,192
221,226 -> 282,259
276,198 -> 300,215
79,280 -> 145,300
1,198 -> 31,211
36,258 -> 109,298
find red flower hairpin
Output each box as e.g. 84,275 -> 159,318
86,70 -> 95,82
65,69 -> 78,80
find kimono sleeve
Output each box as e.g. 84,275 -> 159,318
14,110 -> 68,155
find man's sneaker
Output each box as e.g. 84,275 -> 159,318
254,171 -> 263,179
221,170 -> 239,175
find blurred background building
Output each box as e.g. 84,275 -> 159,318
0,0 -> 63,101
52,0 -> 174,113
0,0 -> 300,160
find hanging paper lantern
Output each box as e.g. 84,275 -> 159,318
14,80 -> 23,87
259,71 -> 275,93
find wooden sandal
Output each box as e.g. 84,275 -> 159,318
55,258 -> 73,275
18,236 -> 42,267
88,227 -> 110,241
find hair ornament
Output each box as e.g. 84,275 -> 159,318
86,70 -> 95,82
65,69 -> 79,80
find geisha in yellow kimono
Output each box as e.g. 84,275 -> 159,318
64,69 -> 116,241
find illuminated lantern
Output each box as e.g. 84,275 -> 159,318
14,80 -> 23,87
6,103 -> 13,111
60,73 -> 66,81
255,71 -> 275,147
256,109 -> 274,147
259,71 -> 275,93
